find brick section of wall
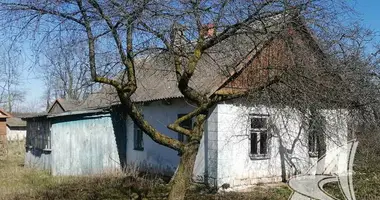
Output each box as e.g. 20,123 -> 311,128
0,119 -> 7,152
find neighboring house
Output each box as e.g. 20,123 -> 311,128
48,98 -> 81,114
0,108 -> 11,149
24,15 -> 350,189
6,117 -> 27,141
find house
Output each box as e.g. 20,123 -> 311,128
24,15 -> 350,189
6,116 -> 27,141
0,108 -> 11,150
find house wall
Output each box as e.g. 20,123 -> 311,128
6,126 -> 26,141
0,119 -> 6,149
24,118 -> 51,171
25,147 -> 52,171
126,99 -> 194,175
50,113 -> 125,176
214,102 -> 348,189
193,105 -> 219,186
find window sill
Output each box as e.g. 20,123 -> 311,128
134,148 -> 144,151
43,148 -> 52,152
249,154 -> 270,160
309,152 -> 318,158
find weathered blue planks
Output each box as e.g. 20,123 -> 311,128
51,113 -> 124,175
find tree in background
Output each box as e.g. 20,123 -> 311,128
0,46 -> 25,113
39,40 -> 96,109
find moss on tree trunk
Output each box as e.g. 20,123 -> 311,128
168,141 -> 199,200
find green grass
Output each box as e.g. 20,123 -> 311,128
1,137 -> 380,200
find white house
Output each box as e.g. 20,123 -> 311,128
24,15 -> 350,190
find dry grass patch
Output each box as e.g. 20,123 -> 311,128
2,137 -> 380,200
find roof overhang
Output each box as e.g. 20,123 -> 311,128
47,108 -> 110,118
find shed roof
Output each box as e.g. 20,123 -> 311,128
6,117 -> 26,127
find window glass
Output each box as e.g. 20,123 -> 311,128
251,117 -> 267,129
250,115 -> 269,158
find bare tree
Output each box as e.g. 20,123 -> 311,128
39,40 -> 96,108
0,1 -> 375,199
0,46 -> 25,113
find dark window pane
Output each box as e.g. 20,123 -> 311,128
178,114 -> 191,143
308,131 -> 314,152
178,114 -> 192,129
134,124 -> 144,150
251,117 -> 267,129
260,131 -> 268,154
251,132 -> 258,155
178,133 -> 184,142
308,130 -> 317,153
138,130 -> 143,149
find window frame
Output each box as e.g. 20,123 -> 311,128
308,128 -> 319,157
177,114 -> 192,143
249,114 -> 270,160
133,122 -> 144,151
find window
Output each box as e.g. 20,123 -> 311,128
308,129 -> 318,157
308,112 -> 325,157
249,115 -> 269,158
134,123 -> 144,151
177,114 -> 192,143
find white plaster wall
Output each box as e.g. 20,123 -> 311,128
193,105 -> 218,186
320,109 -> 348,175
126,99 -> 194,175
123,98 -> 348,188
6,126 -> 26,141
215,102 -> 349,189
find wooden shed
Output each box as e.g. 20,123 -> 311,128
23,99 -> 127,175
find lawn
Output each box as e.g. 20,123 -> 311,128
0,136 -> 379,200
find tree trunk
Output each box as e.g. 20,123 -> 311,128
168,141 -> 199,200
279,144 -> 287,182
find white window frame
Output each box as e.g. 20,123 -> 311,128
249,114 -> 270,159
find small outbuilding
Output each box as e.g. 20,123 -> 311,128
6,117 -> 27,141
0,108 -> 11,150
23,100 -> 127,175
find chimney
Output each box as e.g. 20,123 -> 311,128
201,23 -> 215,38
